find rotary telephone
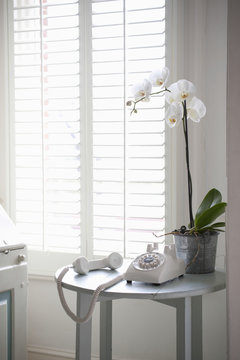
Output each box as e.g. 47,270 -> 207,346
125,243 -> 185,284
56,243 -> 185,324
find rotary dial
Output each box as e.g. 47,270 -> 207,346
133,252 -> 165,271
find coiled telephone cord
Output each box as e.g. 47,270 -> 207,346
57,267 -> 125,324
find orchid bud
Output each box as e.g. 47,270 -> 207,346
126,100 -> 132,106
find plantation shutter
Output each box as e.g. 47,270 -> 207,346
11,0 -> 166,257
13,0 -> 81,251
92,0 -> 166,257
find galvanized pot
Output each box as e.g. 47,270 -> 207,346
174,231 -> 218,274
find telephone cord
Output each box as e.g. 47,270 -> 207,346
57,267 -> 125,324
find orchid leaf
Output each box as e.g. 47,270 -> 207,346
195,222 -> 226,233
209,222 -> 225,228
194,226 -> 225,233
194,202 -> 227,230
195,188 -> 222,223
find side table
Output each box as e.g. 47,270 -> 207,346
55,263 -> 225,360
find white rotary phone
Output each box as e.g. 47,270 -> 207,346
125,243 -> 185,284
56,244 -> 185,324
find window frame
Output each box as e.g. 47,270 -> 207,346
0,0 -> 179,276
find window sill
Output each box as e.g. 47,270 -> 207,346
27,249 -> 79,277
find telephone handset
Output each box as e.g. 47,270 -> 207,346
72,252 -> 123,275
56,244 -> 185,324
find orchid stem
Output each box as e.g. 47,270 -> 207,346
182,100 -> 194,228
130,88 -> 169,115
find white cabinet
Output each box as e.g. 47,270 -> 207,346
0,291 -> 11,360
0,206 -> 27,360
0,246 -> 27,360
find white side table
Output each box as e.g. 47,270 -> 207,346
55,263 -> 225,360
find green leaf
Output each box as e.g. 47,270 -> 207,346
196,222 -> 225,233
195,189 -> 222,222
195,202 -> 227,230
209,222 -> 225,228
196,226 -> 225,233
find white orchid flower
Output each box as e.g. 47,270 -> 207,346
165,82 -> 179,104
165,102 -> 183,128
166,79 -> 196,105
149,67 -> 169,87
176,79 -> 196,102
187,96 -> 206,122
131,78 -> 152,102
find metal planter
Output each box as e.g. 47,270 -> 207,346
174,231 -> 218,274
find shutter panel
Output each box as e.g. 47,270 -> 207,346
92,0 -> 166,257
13,0 -> 81,251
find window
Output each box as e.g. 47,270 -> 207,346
8,0 -> 168,263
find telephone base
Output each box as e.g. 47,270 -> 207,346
124,244 -> 185,285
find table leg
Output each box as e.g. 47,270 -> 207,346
191,296 -> 202,360
184,297 -> 192,360
75,293 -> 92,360
155,296 -> 202,360
176,296 -> 202,360
174,298 -> 185,360
100,300 -> 112,360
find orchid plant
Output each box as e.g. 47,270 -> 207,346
127,67 -> 227,235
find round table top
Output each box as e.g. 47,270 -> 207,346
55,261 -> 226,301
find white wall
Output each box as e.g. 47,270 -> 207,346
204,0 -> 227,269
27,1 -> 228,360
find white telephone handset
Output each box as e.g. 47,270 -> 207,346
72,252 -> 123,275
57,244 -> 185,324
